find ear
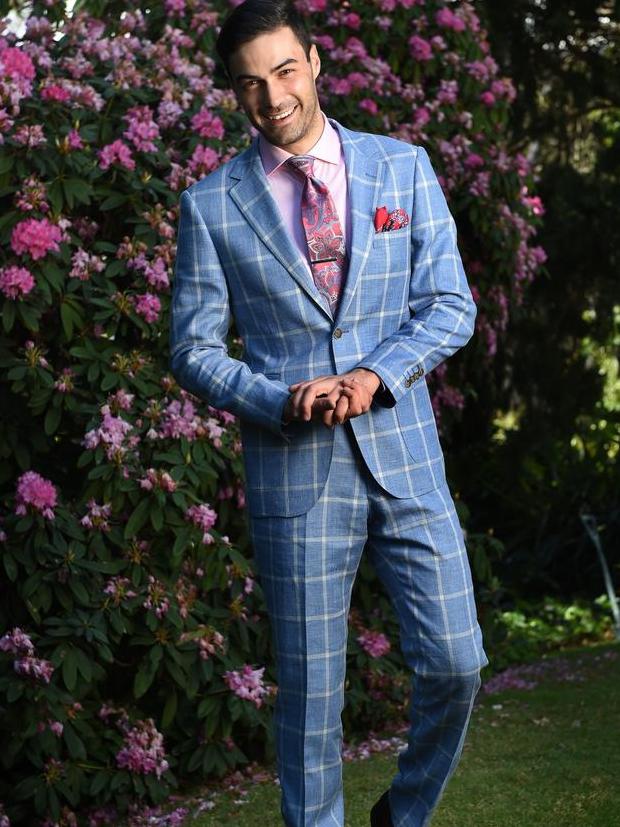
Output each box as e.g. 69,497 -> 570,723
309,43 -> 321,80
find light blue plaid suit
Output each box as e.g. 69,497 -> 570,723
170,118 -> 488,827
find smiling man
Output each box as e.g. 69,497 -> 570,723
169,2 -> 489,826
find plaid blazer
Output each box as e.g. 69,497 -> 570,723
169,118 -> 476,517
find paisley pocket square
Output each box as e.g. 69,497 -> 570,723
374,206 -> 410,232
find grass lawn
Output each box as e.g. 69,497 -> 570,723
172,641 -> 619,827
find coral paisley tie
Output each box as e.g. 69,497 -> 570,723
287,155 -> 347,315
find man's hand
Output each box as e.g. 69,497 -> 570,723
286,369 -> 381,427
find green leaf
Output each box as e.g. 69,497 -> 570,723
100,192 -> 128,211
44,405 -> 62,436
2,299 -> 15,332
64,723 -> 87,760
161,689 -> 178,728
124,498 -> 151,539
134,662 -> 157,698
3,552 -> 18,581
150,505 -> 164,532
62,648 -> 78,691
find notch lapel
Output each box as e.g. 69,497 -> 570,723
227,122 -> 385,326
329,119 -> 384,325
228,141 -> 332,321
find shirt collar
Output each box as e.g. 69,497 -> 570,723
258,112 -> 341,176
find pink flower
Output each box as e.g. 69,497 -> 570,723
98,139 -> 135,171
465,152 -> 485,169
12,124 -> 47,148
10,218 -> 62,260
123,105 -> 160,153
185,503 -> 217,545
40,84 -> 72,103
14,656 -> 55,683
132,292 -> 161,323
359,98 -> 378,116
15,470 -> 57,520
435,8 -> 466,32
480,90 -> 496,107
0,265 -> 35,299
115,718 -> 169,778
104,576 -> 137,604
0,47 -> 36,80
190,107 -> 225,140
67,128 -> 84,150
357,629 -> 391,658
0,627 -> 35,656
80,498 -> 112,531
143,576 -> 170,619
187,144 -> 220,176
165,0 -> 186,15
69,249 -> 105,281
224,664 -> 269,708
408,35 -> 433,62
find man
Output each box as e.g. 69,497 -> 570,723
169,2 -> 489,825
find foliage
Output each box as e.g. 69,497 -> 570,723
469,0 -> 620,595
484,594 -> 615,670
0,1 -> 543,824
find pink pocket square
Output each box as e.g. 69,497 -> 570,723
374,206 -> 410,232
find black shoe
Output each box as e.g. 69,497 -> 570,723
370,789 -> 394,827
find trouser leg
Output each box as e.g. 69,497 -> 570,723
364,474 -> 489,827
248,424 -> 369,827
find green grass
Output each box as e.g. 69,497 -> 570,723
175,642 -> 620,827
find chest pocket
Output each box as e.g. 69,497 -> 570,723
366,226 -> 410,275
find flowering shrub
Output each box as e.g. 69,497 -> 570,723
0,0 -> 544,824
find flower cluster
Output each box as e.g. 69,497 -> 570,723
0,264 -> 35,298
223,664 -> 270,708
80,498 -> 112,531
185,503 -> 218,545
14,470 -> 57,520
1,627 -> 55,685
115,717 -> 169,778
10,217 -> 62,260
357,628 -> 391,659
179,625 -> 226,661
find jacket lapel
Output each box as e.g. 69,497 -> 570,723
227,119 -> 384,324
329,119 -> 383,325
228,141 -> 332,320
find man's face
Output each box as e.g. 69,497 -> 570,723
228,25 -> 323,153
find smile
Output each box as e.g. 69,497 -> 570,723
265,105 -> 297,122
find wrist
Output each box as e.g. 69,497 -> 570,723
350,368 -> 381,395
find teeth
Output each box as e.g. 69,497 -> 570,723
267,106 -> 296,121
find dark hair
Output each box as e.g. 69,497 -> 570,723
215,0 -> 313,81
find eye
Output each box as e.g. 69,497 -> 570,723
280,68 -> 294,76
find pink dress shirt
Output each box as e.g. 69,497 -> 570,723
258,113 -> 351,277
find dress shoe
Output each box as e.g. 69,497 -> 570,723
370,789 -> 394,827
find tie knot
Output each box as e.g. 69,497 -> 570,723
287,154 -> 315,179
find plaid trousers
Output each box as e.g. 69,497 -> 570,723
249,421 -> 489,827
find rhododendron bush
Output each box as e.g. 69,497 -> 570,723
0,0 -> 544,824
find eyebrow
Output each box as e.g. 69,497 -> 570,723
234,57 -> 299,83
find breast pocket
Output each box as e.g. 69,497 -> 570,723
367,227 -> 410,275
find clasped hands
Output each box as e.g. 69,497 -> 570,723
282,368 -> 381,428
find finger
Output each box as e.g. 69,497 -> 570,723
340,388 -> 363,418
340,386 -> 370,416
333,393 -> 350,425
322,407 -> 335,428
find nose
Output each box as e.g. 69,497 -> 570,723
261,79 -> 285,112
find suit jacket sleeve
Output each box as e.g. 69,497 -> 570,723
356,145 -> 476,407
169,188 -> 292,439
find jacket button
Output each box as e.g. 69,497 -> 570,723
333,327 -> 343,339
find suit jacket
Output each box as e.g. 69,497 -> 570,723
169,117 -> 476,517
